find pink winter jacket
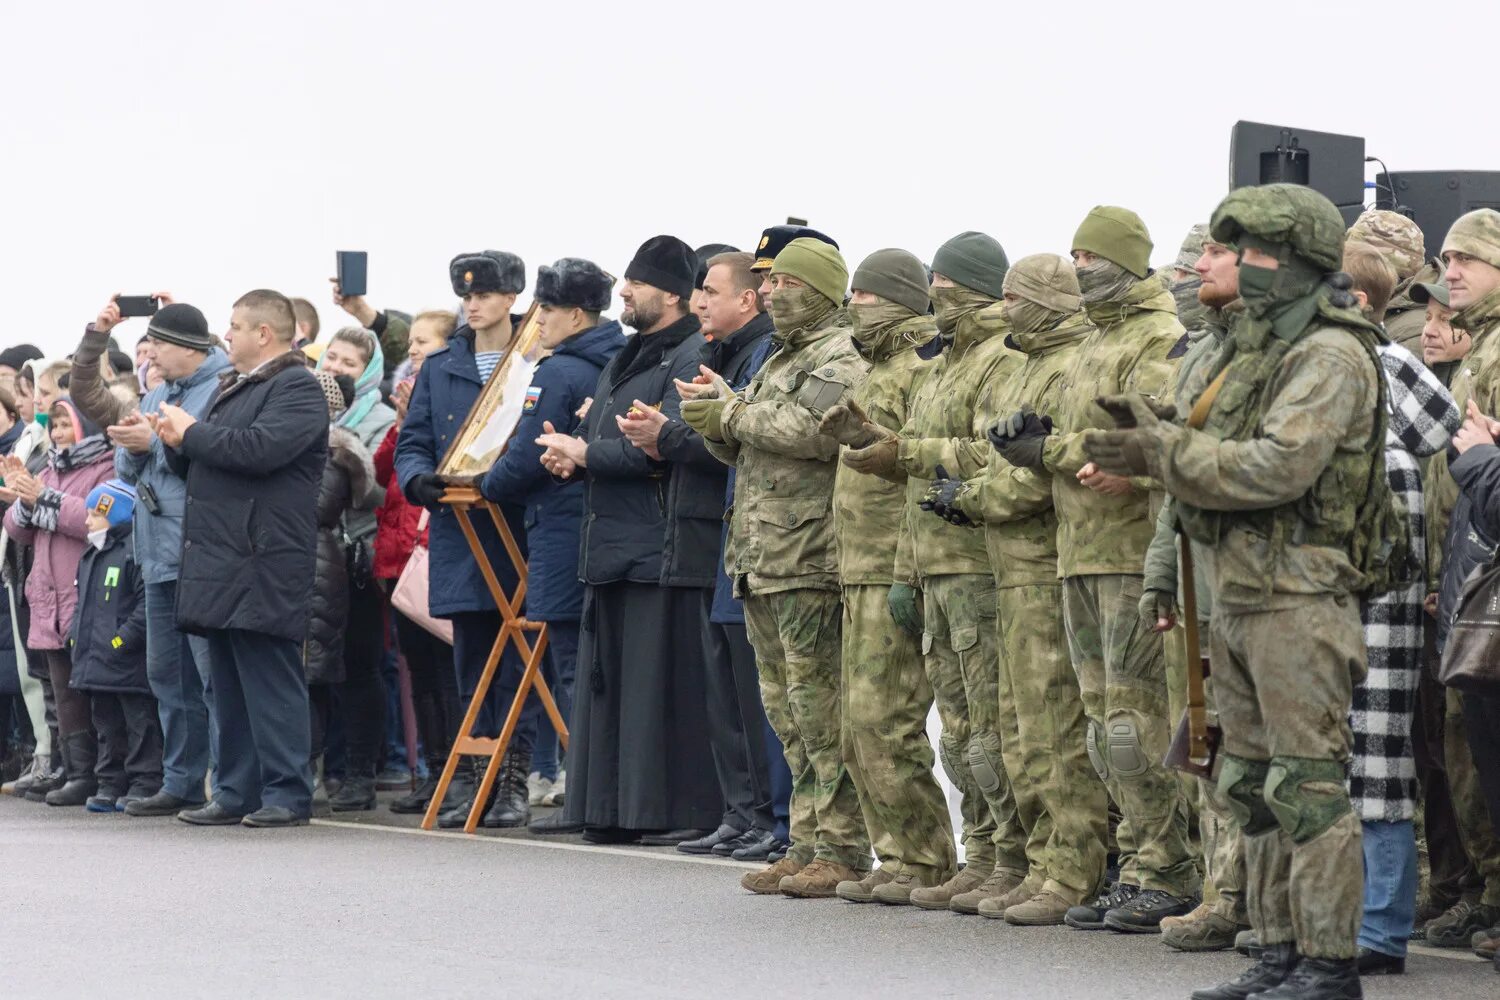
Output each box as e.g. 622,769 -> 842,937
3,443 -> 116,650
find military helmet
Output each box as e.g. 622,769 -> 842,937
1209,183 -> 1346,274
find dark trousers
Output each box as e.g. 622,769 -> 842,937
703,619 -> 774,833
91,692 -> 163,798
393,608 -> 459,765
202,628 -> 312,815
339,581 -> 386,776
532,620 -> 578,781
451,611 -> 537,756
1414,628 -> 1477,905
44,649 -> 91,736
1462,690 -> 1500,832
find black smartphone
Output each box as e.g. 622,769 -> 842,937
337,251 -> 368,297
117,295 -> 159,318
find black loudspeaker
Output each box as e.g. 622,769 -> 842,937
1376,171 -> 1500,262
1228,121 -> 1367,225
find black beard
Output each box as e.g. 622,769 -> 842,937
623,303 -> 661,332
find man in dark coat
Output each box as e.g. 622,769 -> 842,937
152,289 -> 328,828
480,257 -> 624,831
537,235 -> 721,843
395,250 -> 534,829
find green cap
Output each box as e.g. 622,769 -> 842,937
1003,253 -> 1082,314
852,248 -> 929,316
1409,281 -> 1450,308
931,231 -> 1009,299
771,237 -> 849,306
1072,206 -> 1154,278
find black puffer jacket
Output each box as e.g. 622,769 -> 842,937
303,427 -> 377,684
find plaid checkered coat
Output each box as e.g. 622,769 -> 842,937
1351,343 -> 1460,822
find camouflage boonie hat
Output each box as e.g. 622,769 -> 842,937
1346,209 -> 1425,281
1163,223 -> 1211,275
1003,253 -> 1082,314
1442,208 -> 1500,272
1210,183 -> 1345,273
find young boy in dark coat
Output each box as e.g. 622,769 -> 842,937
69,479 -> 161,811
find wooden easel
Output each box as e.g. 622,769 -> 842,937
420,486 -> 569,833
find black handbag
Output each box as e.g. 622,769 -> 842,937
1440,559 -> 1500,693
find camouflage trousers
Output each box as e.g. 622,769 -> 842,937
997,583 -> 1106,903
841,585 -> 957,879
1062,574 -> 1197,896
1213,595 -> 1364,959
922,573 -> 1026,873
1445,686 -> 1500,906
744,588 -> 870,870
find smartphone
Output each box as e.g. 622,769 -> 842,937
336,251 -> 368,297
117,295 -> 159,318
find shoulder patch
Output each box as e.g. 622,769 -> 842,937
522,386 -> 543,413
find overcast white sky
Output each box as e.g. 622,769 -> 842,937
3,0 -> 1498,359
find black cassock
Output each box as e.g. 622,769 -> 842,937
564,581 -> 721,831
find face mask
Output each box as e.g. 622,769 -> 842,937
1236,262 -> 1278,311
767,285 -> 833,336
1003,298 -> 1062,336
930,285 -> 994,336
1075,258 -> 1138,305
88,527 -> 108,551
847,300 -> 915,347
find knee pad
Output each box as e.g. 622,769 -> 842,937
967,734 -> 1004,794
1264,757 -> 1352,845
1217,754 -> 1277,836
1104,716 -> 1149,779
939,737 -> 966,789
1085,720 -> 1109,781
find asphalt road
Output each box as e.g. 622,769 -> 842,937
2,794 -> 1493,999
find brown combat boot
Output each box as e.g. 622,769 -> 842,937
836,866 -> 897,903
1002,890 -> 1075,926
1161,902 -> 1248,952
909,864 -> 992,911
780,859 -> 863,899
950,868 -> 1026,915
872,867 -> 949,906
741,856 -> 803,895
976,878 -> 1040,919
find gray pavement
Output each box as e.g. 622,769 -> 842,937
1,794 -> 1493,999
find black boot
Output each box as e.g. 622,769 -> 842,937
390,755 -> 446,815
45,732 -> 99,807
23,754 -> 64,802
1253,956 -> 1362,999
438,758 -> 491,829
483,748 -> 531,829
329,762 -> 377,812
1190,942 -> 1300,1000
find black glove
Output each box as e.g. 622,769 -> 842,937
920,463 -> 972,526
406,473 -> 447,508
988,408 -> 1053,469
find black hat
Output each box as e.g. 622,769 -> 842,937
0,344 -> 43,372
624,236 -> 697,300
535,258 -> 615,313
751,225 -> 839,272
108,349 -> 135,377
694,244 -> 739,290
145,303 -> 213,351
449,250 -> 526,297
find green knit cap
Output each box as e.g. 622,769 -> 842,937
1072,205 -> 1154,278
931,231 -> 1009,299
852,248 -> 929,315
771,237 -> 849,305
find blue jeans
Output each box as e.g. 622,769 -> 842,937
145,580 -> 217,802
1360,819 -> 1417,957
532,621 -> 578,781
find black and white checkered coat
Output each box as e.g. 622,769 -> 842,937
1351,343 -> 1460,822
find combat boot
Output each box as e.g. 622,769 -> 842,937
872,868 -> 948,906
1064,882 -> 1139,930
1189,942 -> 1298,1000
1001,890 -> 1075,926
976,879 -> 1040,920
1161,903 -> 1248,952
836,866 -> 896,903
950,868 -> 1026,915
1235,929 -> 1263,958
780,859 -> 862,899
482,748 -> 531,828
741,856 -> 803,895
1252,956 -> 1361,999
1426,900 -> 1500,948
910,864 -> 991,911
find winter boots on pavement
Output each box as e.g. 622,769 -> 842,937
482,749 -> 530,828
44,732 -> 98,807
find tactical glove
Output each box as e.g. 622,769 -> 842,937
1083,393 -> 1171,477
1095,394 -> 1176,429
1137,588 -> 1177,634
819,400 -> 881,448
681,397 -> 727,441
407,473 -> 447,508
988,408 -> 1053,469
887,582 -> 923,636
841,424 -> 901,477
920,464 -> 972,526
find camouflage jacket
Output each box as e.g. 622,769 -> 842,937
893,303 -> 1020,582
1041,273 -> 1182,577
1427,284 -> 1500,550
954,312 -> 1092,588
833,314 -> 937,585
709,309 -> 868,595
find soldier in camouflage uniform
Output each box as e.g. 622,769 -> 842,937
1165,223 -> 1213,335
991,206 -> 1197,932
815,249 -> 955,904
926,253 -> 1108,926
680,237 -> 873,898
1142,228 -> 1251,952
1087,183 -> 1388,999
834,232 -> 1031,913
1345,208 -> 1430,358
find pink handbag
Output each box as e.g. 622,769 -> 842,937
390,511 -> 453,644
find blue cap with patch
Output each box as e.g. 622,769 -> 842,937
85,479 -> 137,528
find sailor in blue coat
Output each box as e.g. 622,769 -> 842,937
480,258 -> 623,814
394,249 -> 536,830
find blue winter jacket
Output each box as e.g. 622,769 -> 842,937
480,320 -> 624,622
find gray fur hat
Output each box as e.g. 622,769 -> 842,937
449,250 -> 526,296
534,258 -> 614,313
